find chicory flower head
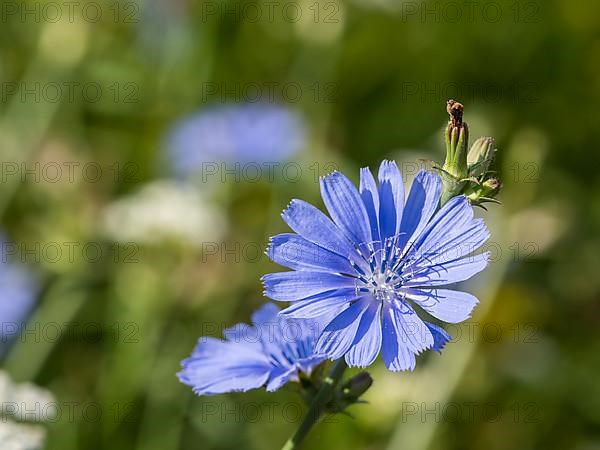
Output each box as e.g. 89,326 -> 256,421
165,103 -> 306,178
262,162 -> 490,371
178,303 -> 327,395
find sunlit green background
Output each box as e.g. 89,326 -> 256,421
1,0 -> 599,449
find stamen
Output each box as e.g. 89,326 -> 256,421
349,259 -> 367,277
354,237 -> 412,306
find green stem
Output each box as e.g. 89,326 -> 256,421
281,359 -> 347,450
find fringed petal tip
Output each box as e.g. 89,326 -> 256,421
425,322 -> 452,353
264,240 -> 274,259
319,169 -> 340,182
383,359 -> 417,373
281,199 -> 301,221
282,199 -> 295,211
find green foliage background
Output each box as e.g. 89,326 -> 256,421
1,0 -> 599,449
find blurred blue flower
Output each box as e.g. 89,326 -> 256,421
165,104 -> 306,177
0,242 -> 38,354
262,162 -> 490,371
178,303 -> 326,395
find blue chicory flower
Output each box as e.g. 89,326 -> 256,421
262,161 -> 490,371
165,103 -> 306,178
0,245 -> 39,355
178,303 -> 327,395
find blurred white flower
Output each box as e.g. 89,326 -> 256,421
0,370 -> 55,450
101,180 -> 227,248
0,421 -> 45,450
0,371 -> 57,422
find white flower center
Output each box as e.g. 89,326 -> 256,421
369,271 -> 397,302
350,238 -> 412,304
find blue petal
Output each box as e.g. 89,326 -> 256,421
267,233 -> 354,274
393,304 -> 434,353
223,323 -> 262,349
251,304 -> 293,357
320,171 -> 372,246
381,303 -> 433,371
381,307 -> 415,371
178,337 -> 271,395
251,302 -> 280,325
407,196 -> 473,260
345,302 -> 382,368
282,199 -> 358,259
402,288 -> 479,323
296,354 -> 328,374
315,298 -> 370,360
378,160 -> 404,240
424,322 -> 452,352
266,366 -> 296,392
404,252 -> 489,287
397,170 -> 442,251
359,167 -> 380,243
255,314 -> 323,379
280,288 -> 361,319
406,218 -> 489,272
259,320 -> 294,364
262,271 -> 357,302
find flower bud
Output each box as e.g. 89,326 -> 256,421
327,371 -> 374,413
442,100 -> 469,180
464,178 -> 502,206
440,100 -> 470,206
481,178 -> 501,197
468,137 -> 496,177
340,372 -> 373,401
437,100 -> 502,207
